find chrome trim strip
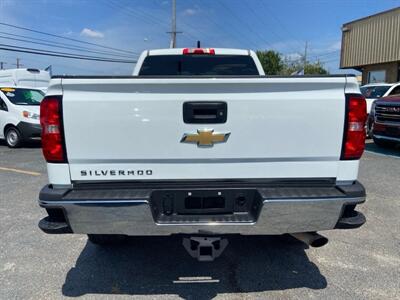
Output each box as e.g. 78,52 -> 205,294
40,199 -> 148,205
373,134 -> 400,142
68,156 -> 338,164
375,113 -> 400,119
374,120 -> 400,126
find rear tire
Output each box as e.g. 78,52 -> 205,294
373,137 -> 395,148
87,234 -> 127,245
5,127 -> 22,148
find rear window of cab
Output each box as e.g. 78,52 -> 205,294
139,55 -> 259,76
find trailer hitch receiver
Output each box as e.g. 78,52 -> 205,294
183,236 -> 228,261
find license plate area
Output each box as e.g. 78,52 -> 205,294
385,126 -> 400,136
151,189 -> 262,224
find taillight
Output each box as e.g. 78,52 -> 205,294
183,48 -> 215,55
341,94 -> 367,160
40,96 -> 66,163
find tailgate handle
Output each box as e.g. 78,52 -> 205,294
183,102 -> 227,124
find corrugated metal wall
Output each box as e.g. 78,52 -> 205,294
340,8 -> 400,68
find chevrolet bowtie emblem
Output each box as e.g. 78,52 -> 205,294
181,129 -> 230,147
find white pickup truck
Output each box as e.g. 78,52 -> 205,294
38,48 -> 367,260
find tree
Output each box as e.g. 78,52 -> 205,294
256,50 -> 329,75
256,50 -> 284,75
281,57 -> 329,75
304,61 -> 329,75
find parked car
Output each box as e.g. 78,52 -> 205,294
37,48 -> 367,261
0,86 -> 44,147
372,94 -> 400,148
360,82 -> 400,136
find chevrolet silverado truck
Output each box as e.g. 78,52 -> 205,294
38,48 -> 367,261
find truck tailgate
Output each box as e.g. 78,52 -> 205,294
59,77 -> 349,181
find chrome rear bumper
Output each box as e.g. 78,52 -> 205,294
38,180 -> 366,235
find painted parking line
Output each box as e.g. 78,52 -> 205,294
173,276 -> 220,284
364,150 -> 400,159
0,167 -> 41,176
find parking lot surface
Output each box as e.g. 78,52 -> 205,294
0,140 -> 399,300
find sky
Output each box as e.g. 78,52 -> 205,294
0,0 -> 399,75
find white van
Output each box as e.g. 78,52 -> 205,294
0,86 -> 45,147
0,69 -> 50,92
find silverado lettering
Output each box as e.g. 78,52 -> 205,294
80,170 -> 153,176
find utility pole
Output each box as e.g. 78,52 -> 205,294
168,0 -> 181,48
170,0 -> 177,48
11,58 -> 23,69
303,41 -> 308,74
171,0 -> 177,48
14,58 -> 23,69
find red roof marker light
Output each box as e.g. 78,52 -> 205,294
183,48 -> 215,55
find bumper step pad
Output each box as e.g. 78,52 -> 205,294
39,216 -> 72,234
335,211 -> 366,229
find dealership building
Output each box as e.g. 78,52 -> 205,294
340,7 -> 400,85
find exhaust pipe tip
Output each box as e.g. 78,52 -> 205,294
309,235 -> 328,248
290,232 -> 328,248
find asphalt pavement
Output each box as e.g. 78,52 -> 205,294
0,140 -> 399,299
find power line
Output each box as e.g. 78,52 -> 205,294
0,43 -> 135,61
0,52 -> 118,73
217,0 -> 272,49
0,22 -> 137,55
208,2 -> 257,48
0,31 -> 138,58
0,34 -> 138,59
105,0 -> 224,47
259,1 -> 305,50
121,0 -> 194,43
309,50 -> 340,59
0,47 -> 136,64
191,6 -> 256,48
318,57 -> 340,64
246,3 -> 300,53
0,44 -> 137,63
123,0 -> 170,27
110,0 -> 201,44
106,0 -> 169,29
105,0 -> 200,45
